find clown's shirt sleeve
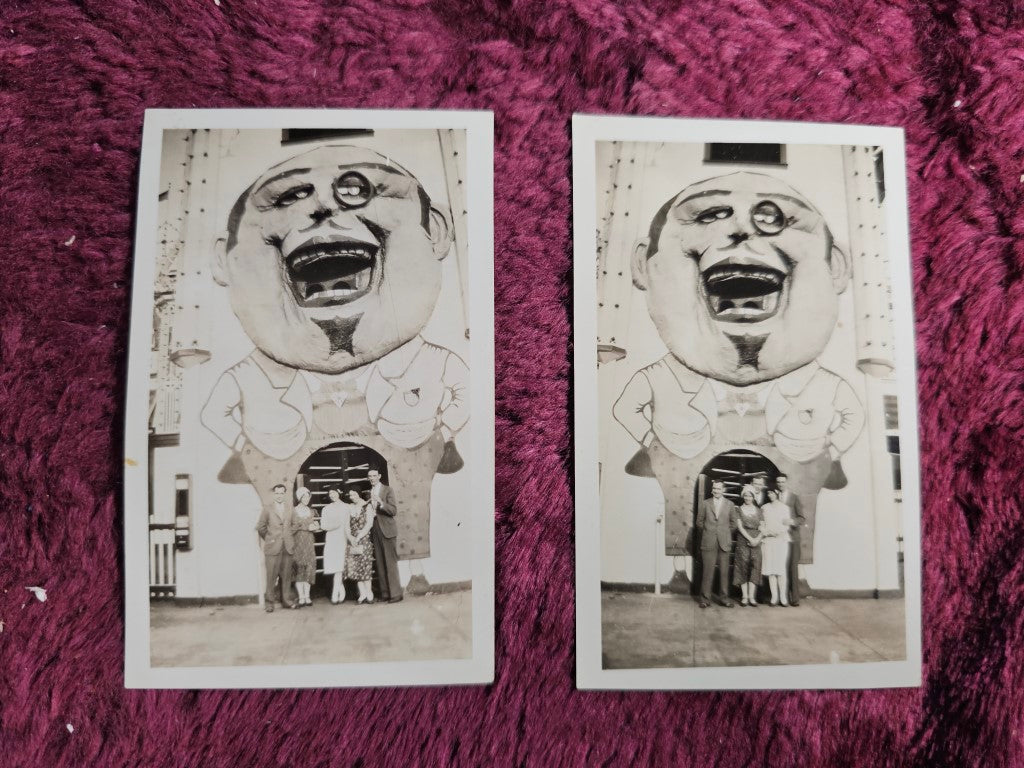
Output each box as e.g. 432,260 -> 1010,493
613,371 -> 655,447
201,371 -> 246,452
438,351 -> 470,442
828,378 -> 865,460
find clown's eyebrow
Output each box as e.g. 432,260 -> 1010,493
756,192 -> 811,210
254,168 -> 312,194
677,189 -> 731,205
338,162 -> 412,177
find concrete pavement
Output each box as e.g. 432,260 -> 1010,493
151,591 -> 472,668
601,591 -> 906,669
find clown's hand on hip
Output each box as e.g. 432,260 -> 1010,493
613,366 -> 713,476
766,368 -> 865,490
364,340 -> 469,473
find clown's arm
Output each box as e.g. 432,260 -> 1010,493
612,371 -> 655,447
200,372 -> 247,452
827,379 -> 866,460
438,351 -> 470,442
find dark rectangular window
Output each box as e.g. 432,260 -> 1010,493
885,434 -> 902,491
705,143 -> 785,165
883,395 -> 899,430
281,129 -> 374,145
873,147 -> 886,202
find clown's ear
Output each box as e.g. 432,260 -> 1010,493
631,238 -> 651,290
829,240 -> 852,294
428,203 -> 454,260
212,236 -> 229,287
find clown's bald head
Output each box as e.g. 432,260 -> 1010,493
215,145 -> 452,373
631,172 -> 851,385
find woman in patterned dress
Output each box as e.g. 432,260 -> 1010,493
290,487 -> 319,607
345,490 -> 376,604
732,485 -> 766,607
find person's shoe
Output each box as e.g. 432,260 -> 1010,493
265,603 -> 274,613
790,601 -> 800,606
699,599 -> 710,609
721,599 -> 735,608
750,600 -> 759,607
740,599 -> 749,607
287,602 -> 299,610
781,602 -> 790,607
388,596 -> 404,603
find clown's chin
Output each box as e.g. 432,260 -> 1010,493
702,263 -> 785,323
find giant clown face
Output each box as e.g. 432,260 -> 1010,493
215,145 -> 453,374
632,172 -> 851,385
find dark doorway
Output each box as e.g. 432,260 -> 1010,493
691,449 -> 780,600
294,442 -> 389,598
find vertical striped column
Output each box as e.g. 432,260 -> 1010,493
842,145 -> 894,378
597,141 -> 648,364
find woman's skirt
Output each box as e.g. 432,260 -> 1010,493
732,542 -> 762,585
762,536 -> 789,576
292,531 -> 317,583
345,537 -> 374,581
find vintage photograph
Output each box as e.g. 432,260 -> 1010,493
573,117 -> 922,689
124,110 -> 494,688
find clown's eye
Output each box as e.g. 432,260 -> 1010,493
695,206 -> 733,224
272,184 -> 314,207
334,172 -> 374,209
751,200 -> 786,234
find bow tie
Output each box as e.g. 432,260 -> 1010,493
723,390 -> 760,416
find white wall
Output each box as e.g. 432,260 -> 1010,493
596,142 -> 901,592
156,128 -> 473,598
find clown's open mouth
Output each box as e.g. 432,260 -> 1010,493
284,237 -> 378,308
702,263 -> 786,323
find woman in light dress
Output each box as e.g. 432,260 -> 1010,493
760,487 -> 794,607
732,485 -> 766,607
345,490 -> 376,604
290,487 -> 319,607
319,487 -> 351,604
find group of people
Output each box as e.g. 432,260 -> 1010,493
256,469 -> 404,612
696,473 -> 804,609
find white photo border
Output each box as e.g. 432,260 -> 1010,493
124,109 -> 495,689
572,114 -> 922,690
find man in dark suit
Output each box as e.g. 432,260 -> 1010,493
751,473 -> 768,507
695,480 -> 737,608
368,468 -> 403,603
776,474 -> 805,606
256,483 -> 296,612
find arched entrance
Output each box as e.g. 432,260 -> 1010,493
294,441 -> 389,598
690,449 -> 780,599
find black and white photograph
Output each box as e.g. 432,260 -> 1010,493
573,116 -> 922,690
124,109 -> 494,688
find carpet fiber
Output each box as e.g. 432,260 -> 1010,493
1,1 -> 1023,765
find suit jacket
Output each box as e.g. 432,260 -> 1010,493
257,501 -> 294,555
696,497 -> 737,552
370,484 -> 399,540
778,489 -> 805,542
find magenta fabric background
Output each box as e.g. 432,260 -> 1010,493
1,0 -> 1023,765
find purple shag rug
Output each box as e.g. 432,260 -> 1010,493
1,0 -> 1023,765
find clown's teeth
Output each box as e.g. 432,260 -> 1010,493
291,247 -> 373,270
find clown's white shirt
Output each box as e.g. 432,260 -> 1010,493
612,355 -> 864,463
201,335 -> 469,460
